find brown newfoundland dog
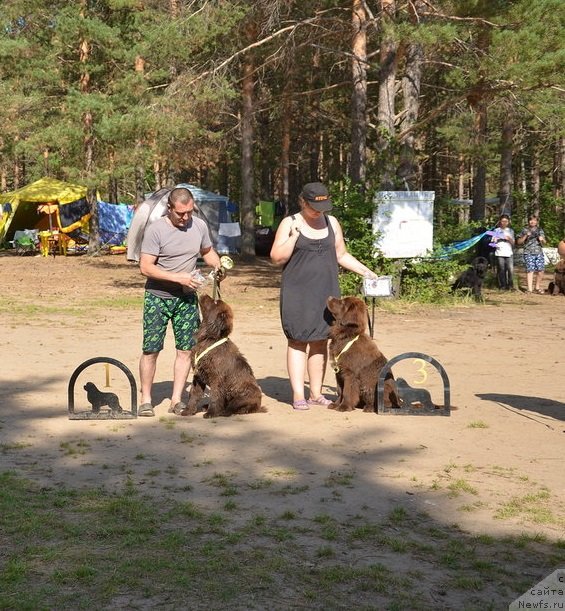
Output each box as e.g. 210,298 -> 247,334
180,294 -> 265,418
327,296 -> 398,412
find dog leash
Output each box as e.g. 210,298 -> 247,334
332,335 -> 360,373
194,338 -> 229,369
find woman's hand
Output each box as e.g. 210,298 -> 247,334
289,217 -> 303,238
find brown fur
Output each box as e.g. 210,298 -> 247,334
326,296 -> 399,412
181,294 -> 265,418
84,382 -> 122,414
548,259 -> 565,296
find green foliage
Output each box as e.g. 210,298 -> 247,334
399,257 -> 464,303
512,185 -> 565,245
329,181 -> 377,296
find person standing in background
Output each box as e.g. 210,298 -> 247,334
491,214 -> 515,290
516,215 -> 546,294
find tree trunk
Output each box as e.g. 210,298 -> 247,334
240,58 -> 256,257
398,41 -> 423,190
350,0 -> 367,186
470,97 -> 487,221
134,55 -> 146,204
553,137 -> 565,199
280,89 -> 291,216
457,154 -> 469,223
13,136 -> 23,189
498,116 -> 514,215
376,0 -> 397,190
531,145 -> 540,216
309,47 -> 322,182
398,0 -> 425,190
79,1 -> 99,254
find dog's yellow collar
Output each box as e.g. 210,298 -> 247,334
332,335 -> 360,373
194,338 -> 229,367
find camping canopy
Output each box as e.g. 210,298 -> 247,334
126,184 -> 239,262
0,177 -> 91,244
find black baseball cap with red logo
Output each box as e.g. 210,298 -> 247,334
300,182 -> 332,212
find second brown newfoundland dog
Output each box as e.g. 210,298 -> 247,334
180,294 -> 265,418
327,296 -> 399,412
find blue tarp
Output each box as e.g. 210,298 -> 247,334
435,230 -> 491,260
98,201 -> 134,245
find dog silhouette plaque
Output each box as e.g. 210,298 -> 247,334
68,357 -> 138,419
377,352 -> 450,416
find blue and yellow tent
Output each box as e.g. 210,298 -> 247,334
0,177 -> 91,244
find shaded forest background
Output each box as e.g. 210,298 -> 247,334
1,0 -> 563,254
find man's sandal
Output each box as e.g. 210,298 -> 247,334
138,403 -> 155,417
168,402 -> 187,415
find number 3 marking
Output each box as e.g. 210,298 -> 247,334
413,359 -> 428,385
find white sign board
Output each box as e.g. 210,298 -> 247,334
373,191 -> 435,259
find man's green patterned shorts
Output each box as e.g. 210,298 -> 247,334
142,291 -> 200,353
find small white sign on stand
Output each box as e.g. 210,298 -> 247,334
362,276 -> 394,338
362,276 -> 393,298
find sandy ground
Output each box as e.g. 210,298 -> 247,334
1,253 -> 564,545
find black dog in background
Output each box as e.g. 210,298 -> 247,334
452,256 -> 489,301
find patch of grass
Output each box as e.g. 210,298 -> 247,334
388,506 -> 408,525
451,575 -> 484,590
205,472 -> 239,497
316,545 -> 335,558
179,431 -> 196,443
443,461 -> 458,473
467,420 -> 489,429
1,441 -> 32,452
350,523 -> 381,541
247,478 -> 273,490
268,468 -> 298,478
458,501 -> 487,512
271,484 -> 309,496
1,471 -> 564,610
59,440 -> 90,456
324,471 -> 355,487
159,417 -> 176,429
495,490 -> 561,525
447,479 -> 478,498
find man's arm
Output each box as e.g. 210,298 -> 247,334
201,246 -> 221,270
139,253 -> 202,290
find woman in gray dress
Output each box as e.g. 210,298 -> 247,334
270,182 -> 378,411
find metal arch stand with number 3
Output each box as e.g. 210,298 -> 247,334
376,352 -> 451,416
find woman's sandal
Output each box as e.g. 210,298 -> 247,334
292,399 -> 310,411
307,395 -> 332,406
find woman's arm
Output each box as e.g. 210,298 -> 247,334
330,217 -> 377,278
270,216 -> 302,265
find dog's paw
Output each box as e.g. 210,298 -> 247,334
336,404 -> 354,412
328,402 -> 339,410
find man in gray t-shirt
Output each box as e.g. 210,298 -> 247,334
138,187 -> 221,416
